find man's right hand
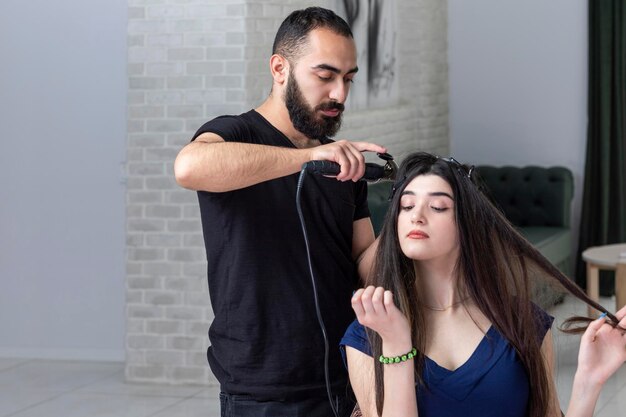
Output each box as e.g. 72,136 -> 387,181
309,140 -> 387,182
175,133 -> 386,192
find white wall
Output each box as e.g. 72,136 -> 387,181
0,1 -> 127,360
448,0 -> 587,260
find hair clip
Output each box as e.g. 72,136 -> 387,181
439,156 -> 474,180
388,176 -> 407,201
466,165 -> 475,180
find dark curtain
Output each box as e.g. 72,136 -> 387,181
576,0 -> 626,294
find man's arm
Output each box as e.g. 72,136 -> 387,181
174,132 -> 387,192
174,133 -> 309,192
353,218 -> 378,283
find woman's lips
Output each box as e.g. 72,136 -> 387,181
408,230 -> 429,239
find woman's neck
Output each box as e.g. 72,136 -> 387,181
415,260 -> 466,311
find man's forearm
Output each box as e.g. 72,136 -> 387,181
356,238 -> 379,284
175,141 -> 311,192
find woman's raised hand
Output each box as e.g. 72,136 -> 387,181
576,304 -> 626,387
351,286 -> 411,344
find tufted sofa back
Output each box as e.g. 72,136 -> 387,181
475,166 -> 574,228
366,181 -> 392,236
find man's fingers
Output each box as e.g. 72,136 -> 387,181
334,143 -> 365,181
347,146 -> 366,181
341,147 -> 363,181
350,141 -> 387,154
312,140 -> 386,182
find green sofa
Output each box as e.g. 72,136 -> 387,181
366,165 -> 574,277
475,166 -> 574,277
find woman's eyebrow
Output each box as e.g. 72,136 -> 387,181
401,190 -> 454,200
430,191 -> 454,200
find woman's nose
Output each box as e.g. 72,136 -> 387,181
411,208 -> 425,224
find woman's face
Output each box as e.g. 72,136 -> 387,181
397,174 -> 459,264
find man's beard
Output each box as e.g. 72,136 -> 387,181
284,74 -> 344,140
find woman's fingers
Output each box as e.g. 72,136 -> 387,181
383,290 -> 394,309
583,313 -> 608,343
614,305 -> 626,334
614,304 -> 626,321
351,286 -> 393,327
371,287 -> 386,315
352,287 -> 412,342
360,286 -> 376,316
351,288 -> 366,319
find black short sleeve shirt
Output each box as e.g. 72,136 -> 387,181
192,110 -> 370,400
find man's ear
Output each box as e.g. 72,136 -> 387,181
270,54 -> 289,84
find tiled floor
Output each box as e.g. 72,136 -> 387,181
1,295 -> 624,417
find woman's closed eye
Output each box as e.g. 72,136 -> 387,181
431,206 -> 449,212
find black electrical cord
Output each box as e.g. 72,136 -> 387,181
295,166 -> 340,417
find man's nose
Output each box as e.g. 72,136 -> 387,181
329,79 -> 349,103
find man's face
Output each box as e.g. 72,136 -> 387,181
283,28 -> 357,140
285,69 -> 344,140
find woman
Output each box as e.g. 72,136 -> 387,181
342,152 -> 626,417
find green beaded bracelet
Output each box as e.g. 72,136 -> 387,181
378,348 -> 417,365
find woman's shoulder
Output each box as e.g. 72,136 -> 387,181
340,319 -> 372,356
530,301 -> 555,337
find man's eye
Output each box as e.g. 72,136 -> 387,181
318,75 -> 332,81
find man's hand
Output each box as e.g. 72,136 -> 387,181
309,140 -> 386,182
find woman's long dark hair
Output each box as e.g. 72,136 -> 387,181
366,152 -> 620,417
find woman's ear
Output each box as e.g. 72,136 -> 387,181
270,54 -> 289,84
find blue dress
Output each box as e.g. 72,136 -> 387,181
340,309 -> 553,417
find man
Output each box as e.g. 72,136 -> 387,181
174,7 -> 384,417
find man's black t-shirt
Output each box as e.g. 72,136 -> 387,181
192,110 -> 370,400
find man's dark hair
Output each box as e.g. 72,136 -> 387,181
272,7 -> 353,62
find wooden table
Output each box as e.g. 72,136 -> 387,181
582,243 -> 626,316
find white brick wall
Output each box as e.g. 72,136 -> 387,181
126,0 -> 449,385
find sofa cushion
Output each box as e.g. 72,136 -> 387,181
475,166 -> 573,228
518,226 -> 571,267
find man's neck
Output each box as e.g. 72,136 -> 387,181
255,98 -> 320,149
